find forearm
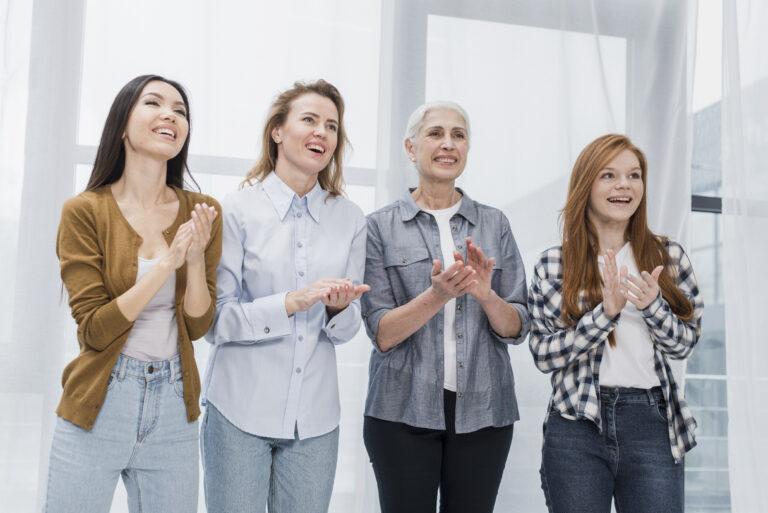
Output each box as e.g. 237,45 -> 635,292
478,289 -> 522,338
376,287 -> 448,352
116,259 -> 175,322
183,260 -> 211,317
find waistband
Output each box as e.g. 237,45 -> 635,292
599,385 -> 664,404
113,353 -> 182,382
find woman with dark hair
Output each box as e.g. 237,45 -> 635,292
202,79 -> 369,513
361,101 -> 529,513
45,75 -> 222,512
529,134 -> 703,513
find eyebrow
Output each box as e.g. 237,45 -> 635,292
142,92 -> 186,107
424,125 -> 466,132
300,111 -> 339,124
603,166 -> 641,171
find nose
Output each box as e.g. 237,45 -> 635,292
440,134 -> 454,149
314,124 -> 327,138
616,174 -> 630,188
160,109 -> 177,123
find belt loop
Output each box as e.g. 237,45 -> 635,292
117,355 -> 127,381
169,359 -> 176,384
646,388 -> 655,406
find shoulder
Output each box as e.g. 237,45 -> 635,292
366,200 -> 401,226
533,246 -> 564,279
326,192 -> 365,219
60,188 -> 109,221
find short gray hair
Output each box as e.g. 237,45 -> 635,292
403,101 -> 471,148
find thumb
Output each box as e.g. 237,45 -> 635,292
651,265 -> 664,282
432,260 -> 442,276
453,250 -> 464,264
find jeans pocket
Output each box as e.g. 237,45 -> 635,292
172,377 -> 185,399
106,372 -> 118,392
652,401 -> 668,423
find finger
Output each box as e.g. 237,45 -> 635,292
432,260 -> 442,276
456,279 -> 478,295
640,269 -> 658,287
651,265 -> 664,282
442,261 -> 465,276
453,251 -> 465,265
486,257 -> 495,272
447,265 -> 474,284
626,272 -> 649,294
452,268 -> 477,289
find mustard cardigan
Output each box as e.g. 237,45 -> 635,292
56,185 -> 222,429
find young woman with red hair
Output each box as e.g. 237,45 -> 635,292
528,134 -> 703,513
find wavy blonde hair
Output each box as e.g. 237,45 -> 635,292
241,79 -> 348,197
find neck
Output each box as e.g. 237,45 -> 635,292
412,179 -> 461,210
274,162 -> 319,198
591,216 -> 629,253
113,152 -> 172,207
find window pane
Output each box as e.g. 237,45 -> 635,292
79,0 -> 381,168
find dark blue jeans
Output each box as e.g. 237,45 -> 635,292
541,386 -> 683,513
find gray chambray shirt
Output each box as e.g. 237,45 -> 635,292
361,189 -> 529,433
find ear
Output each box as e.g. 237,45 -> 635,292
271,126 -> 282,144
404,138 -> 416,162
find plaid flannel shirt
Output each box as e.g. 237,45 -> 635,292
528,240 -> 704,463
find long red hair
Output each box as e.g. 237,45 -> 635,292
561,134 -> 693,346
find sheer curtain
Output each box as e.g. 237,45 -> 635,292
2,1 -> 702,512
722,1 -> 768,512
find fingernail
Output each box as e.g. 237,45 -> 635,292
642,271 -> 649,276
622,279 -> 627,285
620,290 -> 625,295
192,211 -> 197,217
626,273 -> 632,279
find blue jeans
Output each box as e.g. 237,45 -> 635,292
45,355 -> 199,513
541,386 -> 683,513
201,402 -> 339,513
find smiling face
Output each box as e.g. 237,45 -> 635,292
587,149 -> 644,229
272,92 -> 339,179
122,80 -> 189,161
405,108 -> 469,185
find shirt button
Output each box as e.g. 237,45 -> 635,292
456,304 -> 462,311
451,226 -> 457,232
297,212 -> 303,218
457,333 -> 463,339
297,242 -> 303,248
457,392 -> 463,398
299,335 -> 304,341
295,368 -> 302,374
264,327 -> 270,334
401,258 -> 407,264
298,271 -> 304,277
459,362 -> 464,367
458,244 -> 463,249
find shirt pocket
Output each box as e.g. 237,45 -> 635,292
383,246 -> 432,304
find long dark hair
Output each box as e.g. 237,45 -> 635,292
85,74 -> 198,191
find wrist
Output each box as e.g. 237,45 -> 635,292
476,288 -> 496,308
426,286 -> 452,305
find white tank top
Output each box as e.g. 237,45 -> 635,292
121,257 -> 179,361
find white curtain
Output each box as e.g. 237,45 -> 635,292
722,1 -> 768,512
1,0 -> 705,512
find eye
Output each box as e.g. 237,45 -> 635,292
175,109 -> 187,117
600,172 -> 614,179
453,132 -> 466,139
428,131 -> 441,137
327,124 -> 338,132
303,116 -> 314,123
630,172 -> 641,179
145,100 -> 159,106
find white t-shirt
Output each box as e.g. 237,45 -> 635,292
598,242 -> 661,388
424,200 -> 463,391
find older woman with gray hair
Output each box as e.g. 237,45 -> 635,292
361,101 -> 529,513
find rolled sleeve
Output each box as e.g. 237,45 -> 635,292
361,217 -> 394,354
490,214 -> 529,345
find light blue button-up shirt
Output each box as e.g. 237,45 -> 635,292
203,172 -> 366,439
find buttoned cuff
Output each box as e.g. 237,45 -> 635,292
245,291 -> 292,341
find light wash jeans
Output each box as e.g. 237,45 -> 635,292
45,355 -> 199,513
201,402 -> 339,513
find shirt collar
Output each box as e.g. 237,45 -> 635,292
398,187 -> 478,225
262,172 -> 325,223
